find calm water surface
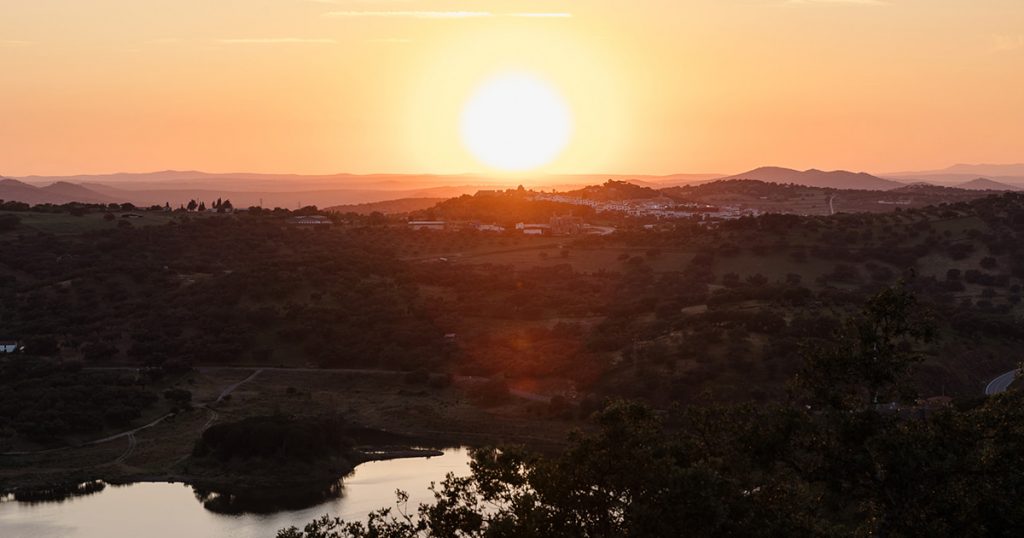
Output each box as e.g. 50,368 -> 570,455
0,449 -> 470,538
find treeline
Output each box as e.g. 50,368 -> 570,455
192,415 -> 354,463
0,360 -> 158,441
413,188 -> 595,225
563,180 -> 661,201
0,217 -> 443,372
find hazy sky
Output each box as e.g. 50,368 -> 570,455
1,0 -> 1022,176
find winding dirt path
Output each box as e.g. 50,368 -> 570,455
0,368 -> 265,457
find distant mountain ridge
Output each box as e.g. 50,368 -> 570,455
7,165 -> 1013,209
5,170 -> 725,208
720,167 -> 904,191
955,178 -> 1021,191
2,175 -> 491,209
39,181 -> 117,203
885,163 -> 1024,187
895,163 -> 1024,177
1,178 -> 116,205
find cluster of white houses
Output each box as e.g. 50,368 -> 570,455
288,215 -> 333,226
408,215 -> 608,237
529,193 -> 761,220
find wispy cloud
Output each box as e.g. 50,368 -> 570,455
324,11 -> 494,18
990,34 -> 1024,53
787,0 -> 889,5
323,11 -> 572,19
219,37 -> 338,44
0,40 -> 33,46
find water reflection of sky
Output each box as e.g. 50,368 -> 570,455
0,449 -> 471,538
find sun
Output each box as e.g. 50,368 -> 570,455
460,72 -> 573,172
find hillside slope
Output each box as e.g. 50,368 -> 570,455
956,178 -> 1020,191
325,197 -> 445,215
721,167 -> 903,191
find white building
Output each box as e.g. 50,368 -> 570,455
290,215 -> 332,226
408,221 -> 446,231
0,341 -> 19,353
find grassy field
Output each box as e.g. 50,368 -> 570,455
0,210 -> 179,235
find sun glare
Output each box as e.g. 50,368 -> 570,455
460,72 -> 572,172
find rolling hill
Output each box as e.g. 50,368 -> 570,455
1,178 -> 114,205
2,179 -> 488,209
922,163 -> 1024,177
663,179 -> 996,215
885,163 -> 1024,187
955,178 -> 1021,191
720,167 -> 904,191
325,197 -> 446,215
563,180 -> 663,201
39,181 -> 117,203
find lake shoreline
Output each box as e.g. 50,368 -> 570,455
0,449 -> 475,538
0,446 -> 448,504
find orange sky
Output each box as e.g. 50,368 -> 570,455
1,0 -> 1022,177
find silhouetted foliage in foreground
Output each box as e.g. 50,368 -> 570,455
280,287 -> 1024,537
279,390 -> 1024,537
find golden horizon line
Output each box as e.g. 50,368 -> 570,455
12,165 -> 1024,180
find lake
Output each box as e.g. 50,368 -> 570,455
0,449 -> 471,538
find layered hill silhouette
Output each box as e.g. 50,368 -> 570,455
39,181 -> 118,203
4,173 -> 492,209
5,165 -> 1019,209
955,178 -> 1021,191
3,170 -> 721,208
719,167 -> 903,190
0,178 -> 116,205
886,163 -> 1024,187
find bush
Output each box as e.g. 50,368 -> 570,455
193,415 -> 353,462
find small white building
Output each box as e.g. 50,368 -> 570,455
290,215 -> 332,226
516,223 -> 551,236
408,221 -> 446,231
0,341 -> 19,353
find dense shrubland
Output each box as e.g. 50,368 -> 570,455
0,359 -> 158,442
279,288 -> 1024,537
4,192 -> 1024,410
192,415 -> 354,463
0,216 -> 443,371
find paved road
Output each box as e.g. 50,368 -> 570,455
985,369 -> 1018,395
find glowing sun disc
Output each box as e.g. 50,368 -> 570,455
460,72 -> 572,172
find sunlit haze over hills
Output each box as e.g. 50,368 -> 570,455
2,0 -> 1022,178
7,2 -> 1024,536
